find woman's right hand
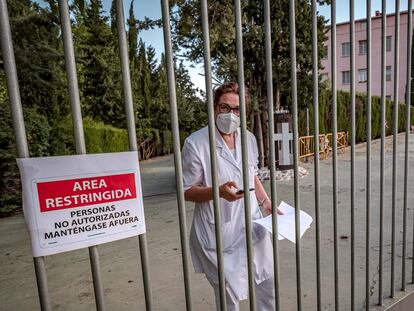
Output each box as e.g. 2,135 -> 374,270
219,181 -> 244,202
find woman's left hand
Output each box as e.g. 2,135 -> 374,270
261,199 -> 284,216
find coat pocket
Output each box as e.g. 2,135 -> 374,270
201,220 -> 238,254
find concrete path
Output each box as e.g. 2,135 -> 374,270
1,133 -> 414,310
140,154 -> 176,198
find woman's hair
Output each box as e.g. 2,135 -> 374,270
213,82 -> 250,108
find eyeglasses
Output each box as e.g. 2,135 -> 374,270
217,103 -> 240,115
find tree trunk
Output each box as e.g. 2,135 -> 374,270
274,85 -> 280,111
255,112 -> 265,168
250,110 -> 255,132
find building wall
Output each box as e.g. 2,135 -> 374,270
320,11 -> 412,103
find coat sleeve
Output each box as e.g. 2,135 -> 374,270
182,138 -> 204,191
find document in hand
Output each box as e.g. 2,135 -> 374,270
253,201 -> 313,243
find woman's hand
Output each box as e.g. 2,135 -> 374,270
219,181 -> 244,202
261,198 -> 284,216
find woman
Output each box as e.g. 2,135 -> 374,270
182,82 -> 278,310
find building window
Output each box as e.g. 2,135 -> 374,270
342,42 -> 350,57
321,73 -> 328,82
386,66 -> 392,81
386,36 -> 392,52
358,69 -> 367,82
342,71 -> 351,84
386,95 -> 392,100
359,40 -> 367,55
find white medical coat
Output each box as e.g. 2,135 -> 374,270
182,126 -> 273,300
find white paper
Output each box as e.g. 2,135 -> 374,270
17,151 -> 146,257
253,218 -> 286,240
253,201 -> 313,243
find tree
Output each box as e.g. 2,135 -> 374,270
136,40 -> 153,121
75,0 -> 125,126
175,60 -> 206,133
0,0 -> 207,215
4,0 -> 69,120
169,0 -> 329,164
127,0 -> 139,68
110,0 -> 117,35
146,45 -> 158,84
151,54 -> 170,131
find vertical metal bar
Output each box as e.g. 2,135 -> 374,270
349,1 -> 356,310
199,0 -> 226,309
58,1 -> 106,310
365,1 -> 372,310
33,258 -> 52,311
330,1 -> 339,310
289,1 -> 302,310
0,1 -> 29,157
263,0 -> 281,309
409,0 -> 414,287
116,1 -> 154,309
233,1 -> 256,309
391,0 -> 400,298
379,0 -> 387,305
87,248 -> 105,311
115,1 -> 136,151
311,1 -> 322,310
402,0 -> 412,291
157,0 -> 194,308
58,0 -> 85,153
0,1 -> 52,310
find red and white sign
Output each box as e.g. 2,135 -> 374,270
17,152 -> 146,257
37,173 -> 137,212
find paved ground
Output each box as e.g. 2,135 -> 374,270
1,133 -> 414,310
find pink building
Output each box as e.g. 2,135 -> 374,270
320,10 -> 413,103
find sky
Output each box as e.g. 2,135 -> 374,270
36,0 -> 410,93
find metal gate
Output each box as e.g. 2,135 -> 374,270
0,0 -> 413,310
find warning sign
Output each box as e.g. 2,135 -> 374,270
17,152 -> 146,257
37,173 -> 137,212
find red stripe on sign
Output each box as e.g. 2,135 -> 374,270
37,173 -> 137,212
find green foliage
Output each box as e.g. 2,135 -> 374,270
136,126 -> 160,144
154,129 -> 189,155
137,40 -> 153,120
83,119 -> 129,153
299,89 -> 414,143
170,0 -> 329,111
58,116 -> 135,154
0,110 -> 134,216
0,73 -> 7,103
74,0 -> 125,127
0,0 -> 207,216
159,130 -> 173,155
0,102 -> 52,216
168,0 -> 329,162
0,103 -> 20,216
5,0 -> 69,120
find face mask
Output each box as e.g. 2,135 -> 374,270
216,113 -> 240,134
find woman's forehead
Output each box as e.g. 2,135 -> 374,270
218,93 -> 239,106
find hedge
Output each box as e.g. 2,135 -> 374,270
0,104 -> 51,216
0,108 -> 192,216
2,89 -> 413,216
298,89 -> 414,142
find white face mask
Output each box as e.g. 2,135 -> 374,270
216,113 -> 240,134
